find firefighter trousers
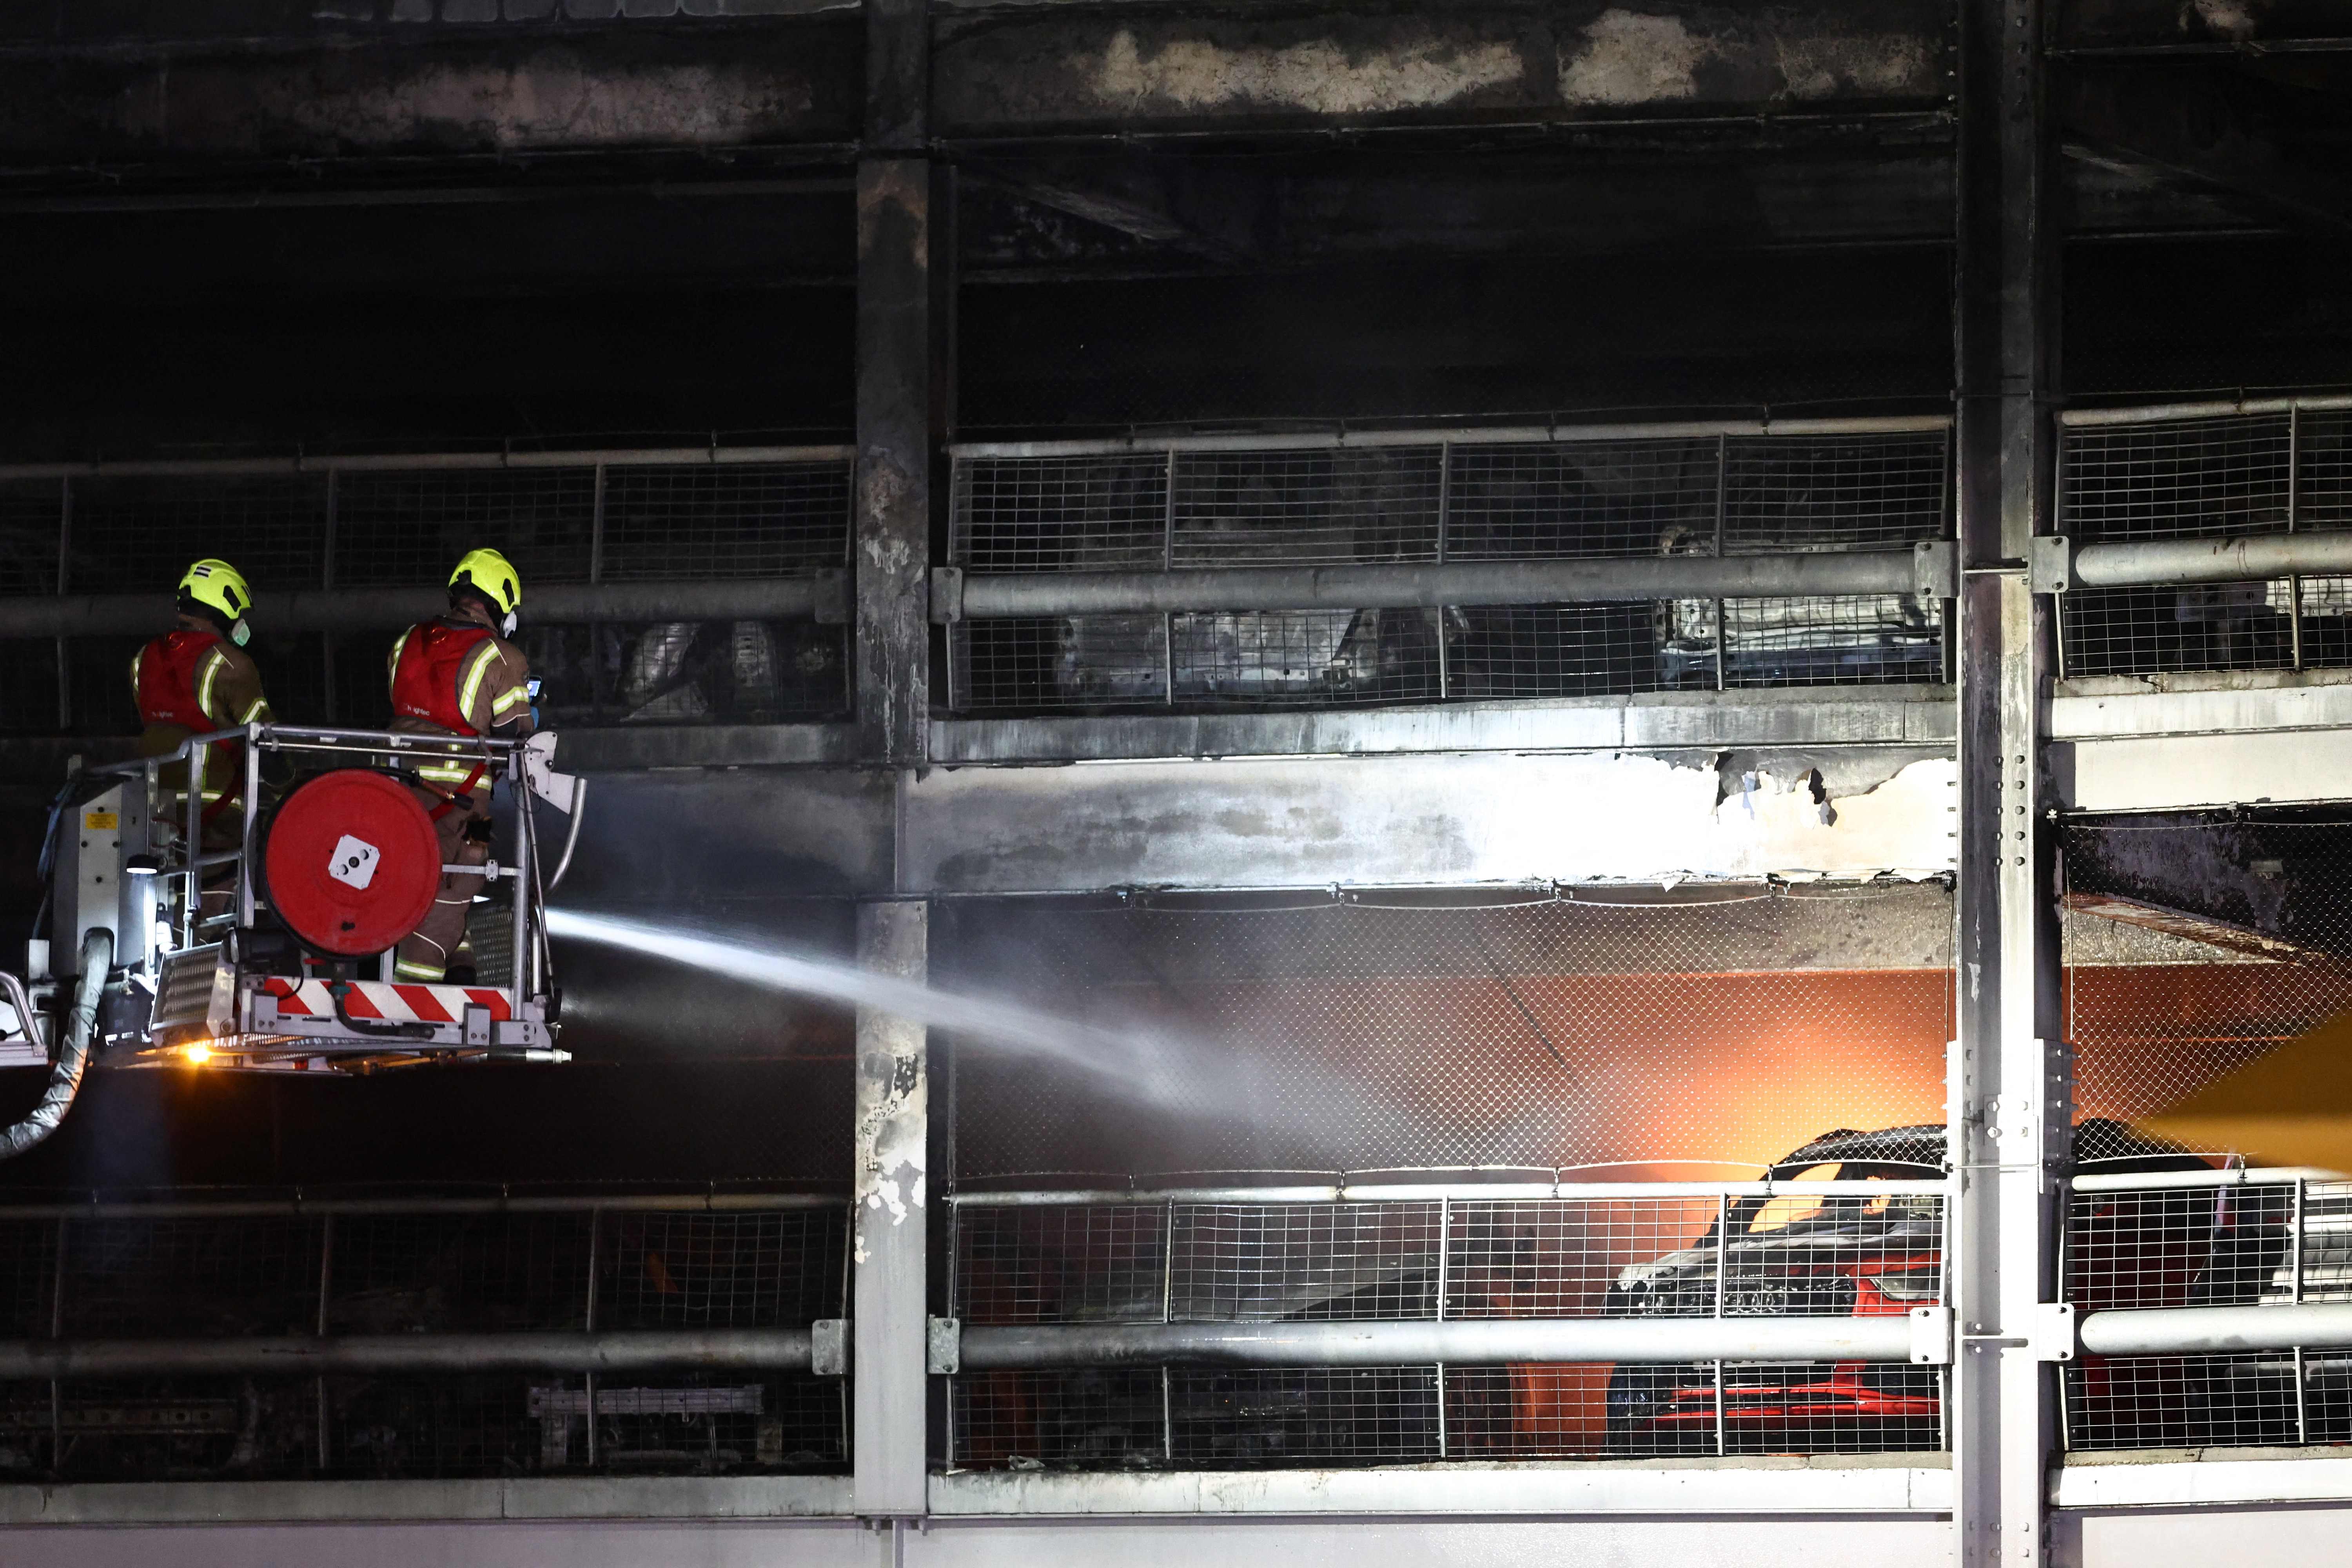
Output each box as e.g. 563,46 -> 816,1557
394,790 -> 487,982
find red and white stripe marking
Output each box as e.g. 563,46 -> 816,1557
260,977 -> 512,1024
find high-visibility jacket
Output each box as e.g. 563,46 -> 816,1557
388,618 -> 533,789
129,623 -> 272,810
134,628 -> 227,732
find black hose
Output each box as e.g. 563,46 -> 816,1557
329,980 -> 436,1041
0,928 -> 111,1161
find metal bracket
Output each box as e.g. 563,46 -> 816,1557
1910,1305 -> 1955,1365
2029,534 -> 2074,594
463,1004 -> 492,1049
2032,1301 -> 2077,1362
928,566 -> 964,625
926,1316 -> 961,1375
811,1318 -> 849,1377
1913,539 -> 1959,598
812,567 -> 851,626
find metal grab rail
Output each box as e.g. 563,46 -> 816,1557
952,1313 -> 1949,1370
951,1179 -> 1954,1206
0,575 -> 845,639
932,547 -> 1954,622
0,1329 -> 815,1379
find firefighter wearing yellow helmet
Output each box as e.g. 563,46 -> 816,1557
129,559 -> 277,828
384,548 -> 536,984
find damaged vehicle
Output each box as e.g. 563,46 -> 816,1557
1604,1120 -> 2212,1455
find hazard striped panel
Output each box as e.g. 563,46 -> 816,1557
259,977 -> 512,1023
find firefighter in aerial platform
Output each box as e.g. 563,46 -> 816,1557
129,560 -> 278,882
386,549 -> 534,984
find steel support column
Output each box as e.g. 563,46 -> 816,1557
853,900 -> 929,1517
1954,0 -> 2063,1561
854,0 -> 942,769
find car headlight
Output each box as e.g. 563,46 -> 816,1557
1868,1273 -> 1940,1302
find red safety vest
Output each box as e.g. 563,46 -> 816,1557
136,627 -> 245,820
390,621 -> 496,737
135,628 -> 223,731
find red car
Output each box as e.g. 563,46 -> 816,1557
1605,1121 -> 2208,1455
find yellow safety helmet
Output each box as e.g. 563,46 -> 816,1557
449,548 -> 522,628
178,559 -> 254,646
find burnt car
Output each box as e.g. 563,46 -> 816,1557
1604,1120 -> 2211,1455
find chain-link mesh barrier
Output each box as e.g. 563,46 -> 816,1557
947,430 -> 1950,714
2059,807 -> 2352,1452
937,886 -> 1955,1183
2058,407 -> 2352,679
0,454 -> 853,734
0,1199 -> 848,1483
2062,809 -> 2352,1131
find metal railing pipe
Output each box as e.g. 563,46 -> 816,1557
0,575 -> 844,639
0,1192 -> 846,1222
958,1315 -> 1927,1370
2071,533 -> 2352,590
0,1328 -> 814,1379
939,548 -> 1945,622
948,414 -> 1951,460
949,1180 -> 1952,1207
2076,1304 -> 2352,1358
0,445 -> 854,482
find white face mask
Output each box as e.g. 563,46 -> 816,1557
500,610 -> 518,638
230,619 -> 252,648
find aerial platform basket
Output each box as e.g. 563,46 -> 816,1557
6,722 -> 585,1087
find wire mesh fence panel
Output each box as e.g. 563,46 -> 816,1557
2067,1354 -> 2305,1451
1172,609 -> 1441,706
1446,1364 -> 1617,1457
951,1368 -> 1167,1470
2062,583 -> 2296,679
31,1376 -> 316,1482
599,462 -> 850,580
941,432 -> 1949,714
0,480 -> 62,596
64,1218 -> 321,1338
955,1205 -> 1170,1325
335,469 -> 597,587
2062,812 -> 2352,1131
326,1212 -> 592,1334
520,1370 -> 845,1476
2062,415 -> 2294,542
599,1209 -> 848,1330
1170,1203 -> 1441,1321
953,615 -> 1166,710
1451,602 -> 1682,697
1724,434 -> 1950,554
2065,1185 -> 2279,1313
1720,595 -> 1943,687
938,886 -> 1954,1181
1448,1198 -> 1720,1319
2303,410 -> 2352,533
66,474 -> 330,595
2057,413 -> 2300,679
1172,449 -> 1442,566
0,638 -> 58,733
953,454 -> 1171,573
1171,1366 -> 1441,1465
1444,440 -> 1716,560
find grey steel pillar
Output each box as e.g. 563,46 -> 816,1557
853,0 -> 941,1524
1953,0 -> 2065,1561
854,0 -> 942,768
853,899 -> 929,1516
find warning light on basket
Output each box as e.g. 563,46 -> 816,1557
184,1042 -> 213,1066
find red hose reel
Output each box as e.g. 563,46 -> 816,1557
261,769 -> 443,956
